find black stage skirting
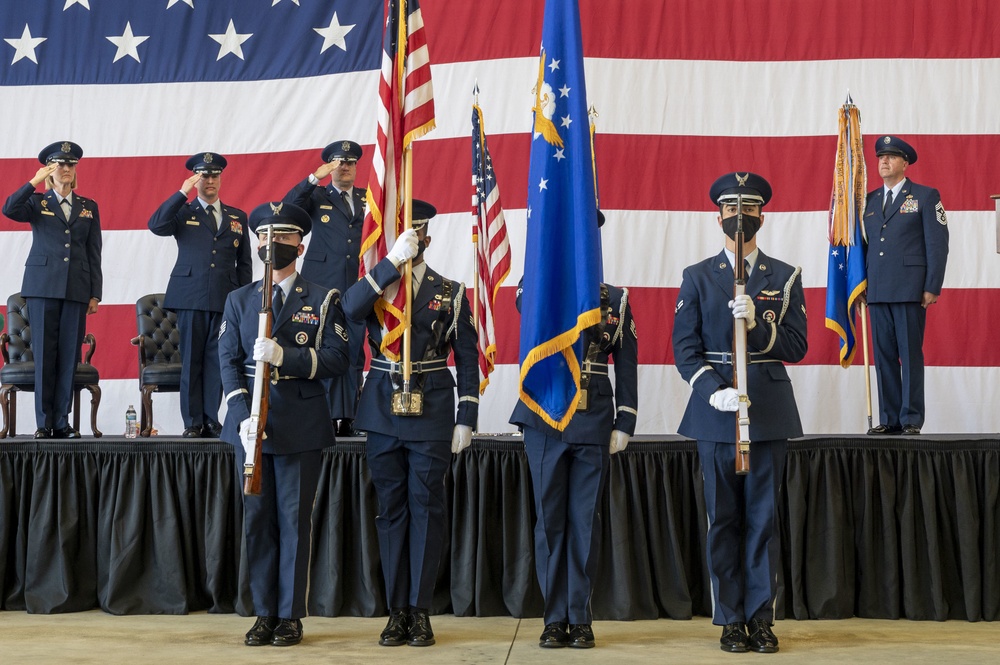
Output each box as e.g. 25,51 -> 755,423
1,435 -> 997,621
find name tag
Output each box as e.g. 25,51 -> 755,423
319,204 -> 333,209
41,210 -> 55,216
186,220 -> 200,226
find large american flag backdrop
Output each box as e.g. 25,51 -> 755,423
1,0 -> 998,436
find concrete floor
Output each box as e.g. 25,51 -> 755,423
2,611 -> 997,664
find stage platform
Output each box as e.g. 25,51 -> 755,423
1,435 -> 997,621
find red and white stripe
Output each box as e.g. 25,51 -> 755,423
472,105 -> 512,394
359,0 -> 436,360
2,0 -> 997,436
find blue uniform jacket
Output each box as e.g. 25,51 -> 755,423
283,179 -> 366,292
510,284 -> 639,444
219,275 -> 350,454
342,257 -> 479,441
863,179 -> 949,303
673,250 -> 807,442
3,182 -> 102,304
148,191 -> 251,312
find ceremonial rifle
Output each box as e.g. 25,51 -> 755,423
244,227 -> 275,496
733,194 -> 751,475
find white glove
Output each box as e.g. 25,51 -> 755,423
253,337 -> 284,366
238,418 -> 257,457
451,424 -> 473,454
709,387 -> 742,412
729,294 -> 756,329
387,228 -> 420,266
609,430 -> 630,454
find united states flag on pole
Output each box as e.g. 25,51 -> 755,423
3,1 -> 999,436
471,97 -> 512,394
360,0 -> 436,361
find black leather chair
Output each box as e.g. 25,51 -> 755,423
0,293 -> 102,438
132,293 -> 181,437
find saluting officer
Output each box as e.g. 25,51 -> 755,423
3,141 -> 102,439
284,141 -> 367,437
342,200 -> 478,648
863,136 -> 948,435
148,152 -> 251,437
510,210 -> 639,650
672,173 -> 807,654
219,202 -> 350,648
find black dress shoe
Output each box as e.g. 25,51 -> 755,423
182,426 -> 202,438
539,622 -> 569,648
34,428 -> 52,439
202,422 -> 223,438
52,426 -> 80,439
568,624 -> 595,649
271,618 -> 303,646
867,424 -> 902,435
901,425 -> 921,435
336,419 -> 353,437
407,608 -> 435,646
747,618 -> 779,653
379,609 -> 410,646
720,622 -> 749,653
244,616 -> 278,646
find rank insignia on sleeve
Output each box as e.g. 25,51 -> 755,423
801,304 -> 807,317
230,220 -> 242,233
295,331 -> 309,345
630,319 -> 637,339
675,299 -> 684,314
900,197 -> 919,214
335,323 -> 348,342
935,201 -> 948,225
218,321 -> 227,338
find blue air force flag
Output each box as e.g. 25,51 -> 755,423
518,0 -> 603,431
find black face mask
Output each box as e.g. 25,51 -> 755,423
722,214 -> 761,242
258,243 -> 299,270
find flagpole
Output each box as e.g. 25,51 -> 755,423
402,145 -> 414,399
860,301 -> 873,430
472,85 -> 481,340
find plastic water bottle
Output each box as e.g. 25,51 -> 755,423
125,405 -> 138,439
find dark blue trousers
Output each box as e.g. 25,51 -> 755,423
869,302 -> 926,428
365,431 -> 450,609
524,429 -> 609,625
237,446 -> 322,620
697,439 -> 785,626
26,297 -> 86,430
176,309 -> 223,429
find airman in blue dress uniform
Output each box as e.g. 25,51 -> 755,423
342,200 -> 479,647
509,211 -> 638,650
863,136 -> 948,435
148,152 -> 251,437
673,172 -> 808,654
284,140 -> 367,437
219,202 -> 350,648
3,141 -> 102,439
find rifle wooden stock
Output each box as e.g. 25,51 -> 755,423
244,230 -> 274,496
733,197 -> 751,475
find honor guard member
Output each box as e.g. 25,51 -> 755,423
3,141 -> 102,439
284,140 -> 367,437
672,172 -> 807,654
148,152 -> 251,437
219,202 -> 350,647
509,210 -> 639,650
863,136 -> 948,435
342,200 -> 479,648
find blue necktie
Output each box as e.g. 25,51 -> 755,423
272,285 -> 284,320
883,189 -> 893,213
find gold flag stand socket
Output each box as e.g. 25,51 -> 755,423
391,389 -> 424,416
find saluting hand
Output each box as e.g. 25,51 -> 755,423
31,163 -> 57,187
313,161 -> 338,181
180,173 -> 202,195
